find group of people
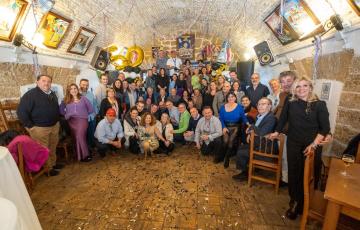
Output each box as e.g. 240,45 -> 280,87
3,49 -> 333,221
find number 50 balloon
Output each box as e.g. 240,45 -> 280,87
109,45 -> 144,70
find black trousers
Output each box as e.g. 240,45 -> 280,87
287,138 -> 322,211
95,137 -> 125,156
159,140 -> 175,154
201,137 -> 222,156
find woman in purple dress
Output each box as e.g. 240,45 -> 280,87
60,83 -> 94,162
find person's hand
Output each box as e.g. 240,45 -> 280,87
165,140 -> 170,147
223,128 -> 229,135
319,134 -> 332,146
246,134 -> 251,144
196,143 -> 201,149
169,129 -> 174,134
201,134 -> 209,141
269,132 -> 279,140
304,144 -> 315,156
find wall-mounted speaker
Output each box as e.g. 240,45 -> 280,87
90,46 -> 109,71
253,41 -> 274,66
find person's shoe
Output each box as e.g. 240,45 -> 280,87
279,181 -> 288,187
80,156 -> 92,162
232,171 -> 248,180
285,201 -> 299,220
213,158 -> 223,164
99,152 -> 106,158
53,163 -> 65,170
223,157 -> 230,168
49,169 -> 59,176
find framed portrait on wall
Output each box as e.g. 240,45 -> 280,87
0,0 -> 28,42
264,6 -> 298,45
177,34 -> 195,60
282,0 -> 324,38
67,27 -> 97,55
151,46 -> 160,59
347,0 -> 360,16
37,11 -> 72,49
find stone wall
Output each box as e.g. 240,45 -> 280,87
0,63 -> 80,99
290,50 -> 360,154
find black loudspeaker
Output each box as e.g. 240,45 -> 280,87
90,46 -> 109,71
253,41 -> 274,66
236,61 -> 254,86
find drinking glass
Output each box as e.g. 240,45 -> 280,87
341,154 -> 355,176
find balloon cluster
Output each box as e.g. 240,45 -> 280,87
108,45 -> 144,71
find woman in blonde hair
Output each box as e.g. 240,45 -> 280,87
270,76 -> 331,220
216,75 -> 226,91
60,84 -> 94,162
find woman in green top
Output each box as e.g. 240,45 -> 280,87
191,68 -> 201,90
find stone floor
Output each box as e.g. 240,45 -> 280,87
31,145 -> 321,230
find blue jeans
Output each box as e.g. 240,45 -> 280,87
87,119 -> 96,149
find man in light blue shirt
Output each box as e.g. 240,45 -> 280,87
165,100 -> 180,128
94,108 -> 125,157
79,79 -> 98,151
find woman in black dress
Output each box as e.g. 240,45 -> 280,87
202,81 -> 217,109
270,76 -> 331,220
156,68 -> 169,94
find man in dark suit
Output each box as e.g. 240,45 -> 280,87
233,97 -> 276,180
245,73 -> 270,107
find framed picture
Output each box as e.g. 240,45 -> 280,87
177,34 -> 195,60
37,11 -> 72,49
264,6 -> 299,45
282,0 -> 323,38
67,26 -> 96,55
320,82 -> 331,100
0,0 -> 28,42
347,0 -> 360,16
151,46 -> 160,59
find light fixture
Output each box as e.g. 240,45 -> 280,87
34,0 -> 55,13
13,33 -> 37,53
299,14 -> 343,41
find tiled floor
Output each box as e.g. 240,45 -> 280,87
31,145 -> 321,230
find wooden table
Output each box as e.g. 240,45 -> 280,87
323,158 -> 360,230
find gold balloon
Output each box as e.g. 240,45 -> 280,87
125,46 -> 144,67
107,45 -> 118,53
112,56 -> 130,70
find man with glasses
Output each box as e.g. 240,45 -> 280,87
17,74 -> 62,176
232,97 -> 276,180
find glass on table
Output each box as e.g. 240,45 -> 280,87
341,154 -> 355,176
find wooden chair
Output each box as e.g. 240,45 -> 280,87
0,103 -> 24,133
356,142 -> 360,164
57,137 -> 72,163
247,132 -> 285,194
16,143 -> 49,192
300,148 -> 327,229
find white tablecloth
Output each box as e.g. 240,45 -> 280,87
0,197 -> 18,230
0,147 -> 42,230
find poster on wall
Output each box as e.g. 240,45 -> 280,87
151,47 -> 160,59
37,11 -> 72,49
264,6 -> 298,45
177,34 -> 195,60
0,0 -> 28,42
282,0 -> 323,38
67,26 -> 97,55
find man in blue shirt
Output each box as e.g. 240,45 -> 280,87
94,108 -> 125,157
79,79 -> 97,152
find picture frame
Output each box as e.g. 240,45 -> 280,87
67,26 -> 97,55
151,46 -> 160,59
320,82 -> 331,100
264,6 -> 299,45
0,0 -> 28,42
282,0 -> 324,38
177,34 -> 195,60
347,0 -> 360,16
37,11 -> 72,49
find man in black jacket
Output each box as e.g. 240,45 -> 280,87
245,73 -> 270,107
17,75 -> 62,176
233,97 -> 276,180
